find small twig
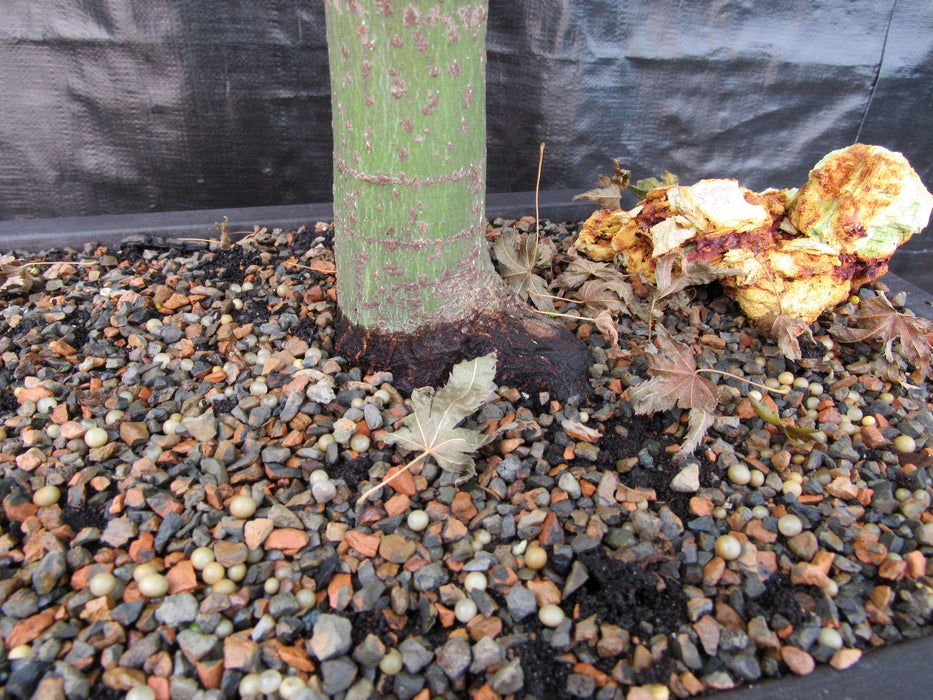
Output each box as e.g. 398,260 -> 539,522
356,453 -> 427,506
696,368 -> 791,395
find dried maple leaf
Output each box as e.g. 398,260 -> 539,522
493,229 -> 555,312
555,252 -> 624,290
380,353 -> 497,479
646,253 -> 740,332
629,171 -> 679,199
572,159 -> 632,210
575,278 -> 638,317
0,254 -> 37,296
831,292 -> 933,376
594,309 -> 622,356
757,312 -> 815,362
629,325 -> 717,454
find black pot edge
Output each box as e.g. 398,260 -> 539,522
1,191 -> 932,699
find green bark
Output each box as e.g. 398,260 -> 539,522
325,0 -> 496,333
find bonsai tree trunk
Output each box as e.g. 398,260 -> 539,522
325,0 -> 589,399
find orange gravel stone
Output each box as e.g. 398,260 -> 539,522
525,577 -> 562,606
263,528 -> 310,554
5,611 -> 55,648
279,645 -> 315,672
829,647 -> 862,670
244,518 -> 274,551
451,491 -> 478,521
128,532 -> 156,563
383,493 -> 411,517
906,550 -> 927,578
223,635 -> 259,670
166,559 -> 199,594
466,615 -> 502,642
384,466 -> 417,496
780,645 -> 815,675
344,530 -> 380,558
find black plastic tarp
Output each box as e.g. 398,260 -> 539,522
1,1 -> 932,266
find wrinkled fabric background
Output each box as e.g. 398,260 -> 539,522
1,1 -> 931,283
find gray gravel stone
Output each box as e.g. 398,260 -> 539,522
322,657 -> 358,695
177,628 -> 219,663
399,637 -> 434,673
435,635 -> 471,680
309,614 -> 353,661
154,593 -> 199,626
506,582 -> 538,621
491,657 -> 524,695
412,562 -> 448,591
32,551 -> 67,595
119,630 -> 162,668
353,634 -> 386,668
470,637 -> 503,673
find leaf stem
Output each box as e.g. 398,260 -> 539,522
695,368 -> 790,395
356,453 -> 426,506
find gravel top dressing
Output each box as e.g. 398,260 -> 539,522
1,219 -> 932,700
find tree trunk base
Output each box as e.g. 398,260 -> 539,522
334,301 -> 592,401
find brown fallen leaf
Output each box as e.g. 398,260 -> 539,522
628,325 -> 717,454
831,292 -> 933,377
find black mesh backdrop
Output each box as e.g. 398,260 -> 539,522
1,0 -> 931,272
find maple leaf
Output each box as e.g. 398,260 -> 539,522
572,159 -> 632,210
0,255 -> 37,296
629,325 -> 717,454
493,229 -> 556,312
575,278 -> 638,317
757,312 -> 815,362
594,309 -> 623,356
831,292 -> 933,376
629,171 -> 679,199
380,353 -> 497,478
646,253 -> 740,333
555,252 -> 624,291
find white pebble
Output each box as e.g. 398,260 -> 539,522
138,572 -> 169,598
818,627 -> 844,649
379,648 -> 403,675
33,485 -> 60,507
464,571 -> 487,593
538,603 -> 565,628
264,577 -> 281,595
715,535 -> 742,561
8,644 -> 31,660
227,563 -> 247,582
454,598 -> 478,622
239,673 -> 262,698
312,480 -> 337,504
201,562 -> 226,585
126,686 -> 156,700
190,546 -> 215,570
407,509 -> 430,532
133,563 -> 157,582
278,676 -> 307,700
258,669 -> 282,695
309,469 -> 330,485
229,494 -> 258,519
727,464 -> 751,486
89,571 -> 117,597
83,427 -> 109,448
778,514 -> 804,537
